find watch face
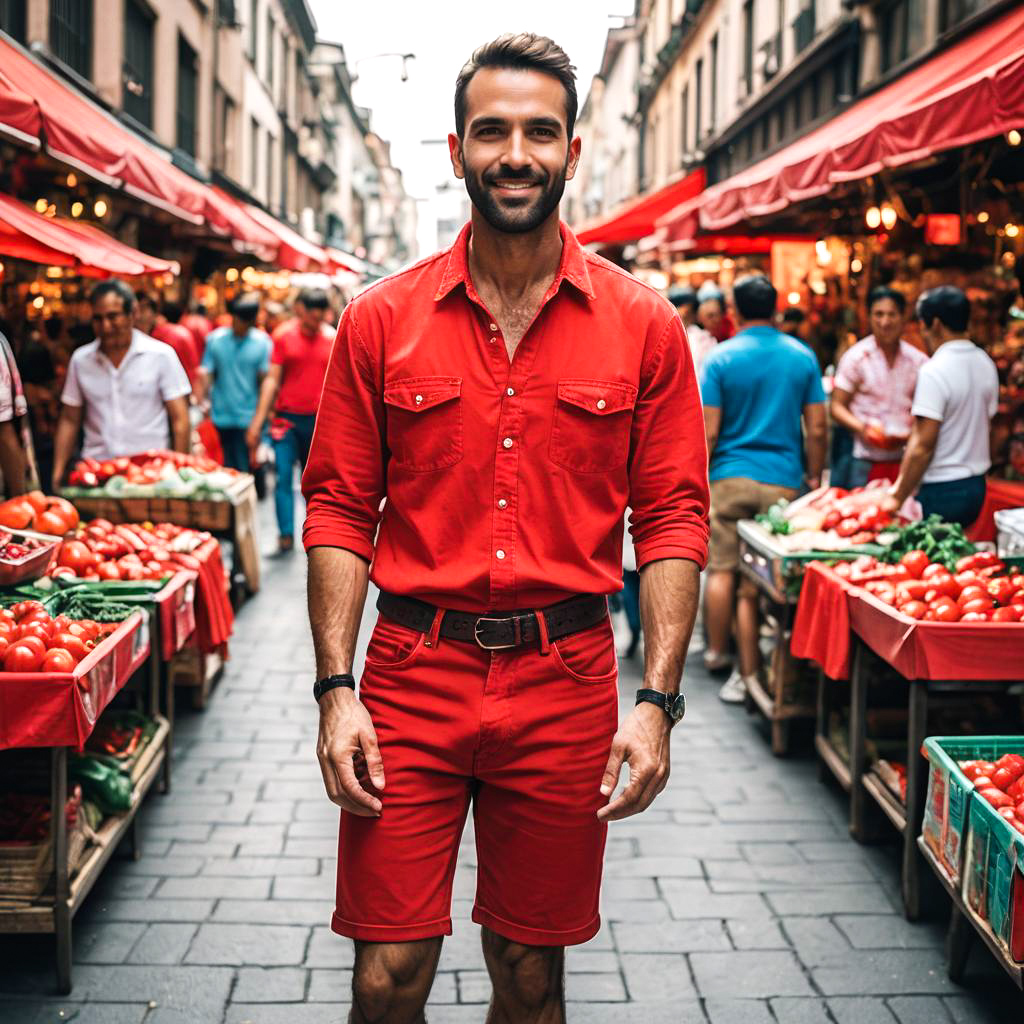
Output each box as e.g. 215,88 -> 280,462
670,693 -> 686,722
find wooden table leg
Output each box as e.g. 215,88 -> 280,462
849,638 -> 869,841
902,679 -> 929,921
52,746 -> 72,995
946,904 -> 974,983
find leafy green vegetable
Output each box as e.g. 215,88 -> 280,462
878,515 -> 975,570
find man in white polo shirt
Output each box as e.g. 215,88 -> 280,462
887,286 -> 998,526
52,280 -> 191,489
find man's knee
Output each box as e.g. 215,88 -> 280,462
352,940 -> 440,1022
482,929 -> 564,1009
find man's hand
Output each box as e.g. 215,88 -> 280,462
881,489 -> 901,514
245,421 -> 262,453
316,687 -> 386,817
597,701 -> 671,822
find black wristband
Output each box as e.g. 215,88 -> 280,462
313,673 -> 356,703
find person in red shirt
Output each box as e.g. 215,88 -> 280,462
247,288 -> 334,551
302,33 -> 709,1022
133,294 -> 197,383
179,304 -> 212,365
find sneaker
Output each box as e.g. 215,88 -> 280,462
703,649 -> 733,673
718,669 -> 748,704
275,535 -> 295,556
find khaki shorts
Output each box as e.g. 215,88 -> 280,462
709,477 -> 798,574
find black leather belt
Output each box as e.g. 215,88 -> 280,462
376,591 -> 609,651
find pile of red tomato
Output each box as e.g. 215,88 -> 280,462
0,601 -> 117,673
961,755 -> 1024,834
0,492 -> 79,535
67,450 -> 234,488
833,550 -> 1024,622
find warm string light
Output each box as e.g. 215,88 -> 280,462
865,206 -> 881,229
977,211 -> 990,224
1008,129 -> 1022,147
94,199 -> 108,218
71,202 -> 84,218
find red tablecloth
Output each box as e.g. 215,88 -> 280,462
0,613 -> 149,749
791,562 -> 854,679
193,538 -> 233,655
966,477 -> 1024,543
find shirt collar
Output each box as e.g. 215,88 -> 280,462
93,329 -> 143,365
434,220 -> 595,302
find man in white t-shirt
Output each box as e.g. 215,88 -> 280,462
668,286 -> 717,381
886,286 -> 998,526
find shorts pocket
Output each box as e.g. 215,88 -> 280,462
549,379 -> 637,473
551,619 -> 618,685
364,617 -> 425,671
383,376 -> 463,472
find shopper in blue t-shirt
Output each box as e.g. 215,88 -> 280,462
700,275 -> 827,703
195,293 -> 272,472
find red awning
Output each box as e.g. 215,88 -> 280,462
208,187 -> 280,260
243,203 -> 328,271
683,6 -> 1024,232
574,168 -> 706,246
0,193 -> 178,277
0,66 -> 41,147
326,247 -> 366,275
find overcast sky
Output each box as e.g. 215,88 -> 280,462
309,1 -> 634,255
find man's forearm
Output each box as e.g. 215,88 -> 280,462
252,375 -> 278,433
0,423 -> 26,496
52,414 -> 79,488
805,432 -> 827,483
308,546 -> 370,677
637,557 -> 700,694
829,396 -> 864,437
892,438 -> 935,506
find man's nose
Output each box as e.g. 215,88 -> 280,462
502,129 -> 530,168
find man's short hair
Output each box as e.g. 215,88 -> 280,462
134,292 -> 158,312
161,301 -> 184,323
732,275 -> 777,320
667,286 -> 698,312
781,308 -> 806,326
454,33 -> 577,139
296,287 -> 329,311
916,286 -> 970,333
867,286 -> 907,314
228,293 -> 261,322
90,280 -> 136,313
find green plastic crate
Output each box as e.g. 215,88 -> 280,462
921,736 -> 1024,888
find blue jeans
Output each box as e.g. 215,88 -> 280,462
620,569 -> 641,655
272,413 -> 316,539
918,474 -> 987,527
216,426 -> 249,473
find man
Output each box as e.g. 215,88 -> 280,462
668,285 -> 716,377
52,281 -> 191,489
0,330 -> 29,494
248,288 -> 334,553
780,307 -> 810,345
698,293 -> 727,341
886,286 -> 998,526
134,294 -> 200,385
194,294 -> 271,473
701,275 -> 827,702
302,33 -> 709,1023
830,287 -> 927,488
180,303 -> 213,366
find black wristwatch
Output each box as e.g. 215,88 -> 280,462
635,688 -> 686,726
313,673 -> 356,703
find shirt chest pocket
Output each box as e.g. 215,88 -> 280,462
383,376 -> 463,472
550,379 -> 638,474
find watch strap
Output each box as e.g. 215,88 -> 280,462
635,688 -> 685,724
314,673 -> 356,703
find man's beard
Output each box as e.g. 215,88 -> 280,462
464,159 -> 568,235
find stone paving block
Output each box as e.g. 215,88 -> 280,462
812,950 -> 956,996
602,877 -> 659,900
704,998 -> 775,1024
232,966 -> 308,1002
833,914 -> 946,950
59,965 -> 233,1018
714,802 -> 836,823
126,923 -> 197,965
691,951 -> 814,998
212,824 -> 287,844
237,837 -> 287,856
827,996 -> 898,1023
887,995 -> 954,1023
725,918 -> 789,950
166,840 -> 237,858
185,924 -> 309,966
202,856 -> 318,876
612,918 -> 730,954
287,819 -> 339,839
738,842 -> 805,866
247,801 -> 298,824
659,878 -> 773,920
117,855 -> 205,877
45,1005 -> 150,1023
282,837 -> 339,858
767,884 -> 897,916
213,899 -> 329,926
601,897 -> 671,922
456,969 -> 491,1003
769,997 -> 833,1023
566,950 -> 621,972
89,873 -> 160,901
156,876 -> 272,900
798,841 -> 876,861
72,920 -> 147,964
567,1000 -> 709,1023
225,1004 -> 348,1023
620,953 -> 696,1000
88,898 -> 215,922
780,918 -> 851,967
304,927 -> 355,969
565,971 -> 628,1001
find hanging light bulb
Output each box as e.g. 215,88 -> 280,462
1007,224 -> 1021,239
865,206 -> 881,229
880,204 -> 898,230
977,211 -> 990,224
1008,129 -> 1022,147
71,202 -> 84,218
94,199 -> 108,218
787,291 -> 801,305
226,268 -> 239,282
850,257 -> 863,273
66,173 -> 78,187
34,198 -> 48,214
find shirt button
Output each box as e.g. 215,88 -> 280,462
502,437 -> 513,449
489,322 -> 498,331
496,549 -> 506,560
415,394 -> 423,404
498,499 -> 508,508
597,399 -> 607,410
506,387 -> 515,397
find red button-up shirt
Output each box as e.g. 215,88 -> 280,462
302,222 -> 709,612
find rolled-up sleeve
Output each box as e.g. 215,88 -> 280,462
628,314 -> 711,570
301,304 -> 386,562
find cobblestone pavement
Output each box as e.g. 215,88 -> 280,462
2,523 -> 1022,1022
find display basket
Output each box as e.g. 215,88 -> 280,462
0,529 -> 61,587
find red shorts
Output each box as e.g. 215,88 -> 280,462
333,611 -> 619,947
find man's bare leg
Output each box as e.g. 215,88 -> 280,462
481,927 -> 565,1024
704,569 -> 735,660
350,938 -> 443,1024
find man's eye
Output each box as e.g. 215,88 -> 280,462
533,128 -> 555,137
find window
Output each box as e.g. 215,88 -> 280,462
939,0 -> 995,32
265,130 -> 274,206
265,12 -> 274,93
176,34 -> 198,156
50,0 -> 92,79
742,0 -> 754,96
694,58 -> 703,143
880,0 -> 925,71
0,0 -> 27,43
247,0 -> 257,62
213,90 -> 236,174
709,34 -> 718,132
793,2 -> 816,53
250,116 -> 260,192
679,84 -> 689,158
122,0 -> 154,127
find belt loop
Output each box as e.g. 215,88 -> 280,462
534,609 -> 551,656
426,608 -> 444,650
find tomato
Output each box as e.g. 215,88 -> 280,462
957,585 -> 989,607
993,767 -> 1021,790
961,611 -> 990,622
57,540 -> 98,574
48,633 -> 88,662
3,643 -> 41,672
988,578 -> 1017,606
1016,801 -> 1024,820
43,497 -> 78,530
0,609 -> 13,623
0,499 -> 34,530
822,510 -> 842,530
974,776 -> 995,789
928,575 -> 960,600
0,636 -> 9,659
96,561 -> 122,581
922,563 -> 949,580
961,597 -> 995,616
41,648 -> 76,673
836,518 -> 861,537
900,551 -> 930,578
35,510 -> 69,536
992,606 -> 1022,622
48,566 -> 77,579
1008,777 -> 1024,800
832,561 -> 852,578
931,600 -> 961,622
955,571 -> 982,589
90,518 -> 115,533
980,788 -> 1015,809
18,622 -> 52,643
121,565 -> 145,581
1000,807 -> 1017,821
15,635 -> 46,659
902,600 -> 927,620
22,490 -> 47,514
10,600 -> 44,621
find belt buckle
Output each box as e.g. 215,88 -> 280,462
473,616 -> 516,650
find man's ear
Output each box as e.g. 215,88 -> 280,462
565,135 -> 582,182
448,133 -> 465,181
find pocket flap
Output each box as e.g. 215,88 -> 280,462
557,379 -> 637,415
384,377 -> 462,413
